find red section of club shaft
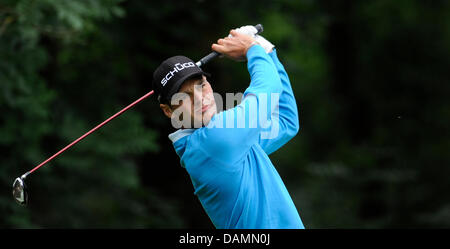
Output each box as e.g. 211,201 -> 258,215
26,90 -> 154,176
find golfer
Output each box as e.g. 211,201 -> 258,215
152,26 -> 304,229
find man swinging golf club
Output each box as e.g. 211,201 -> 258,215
152,25 -> 304,229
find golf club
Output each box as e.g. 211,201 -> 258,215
196,24 -> 263,67
12,24 -> 264,206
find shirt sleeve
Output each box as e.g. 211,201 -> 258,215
192,45 -> 283,165
257,49 -> 300,155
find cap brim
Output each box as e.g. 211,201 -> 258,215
164,71 -> 207,104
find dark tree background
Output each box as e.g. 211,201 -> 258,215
1,0 -> 449,228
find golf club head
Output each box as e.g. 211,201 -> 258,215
12,176 -> 28,206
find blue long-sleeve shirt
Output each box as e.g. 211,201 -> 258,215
168,45 -> 304,229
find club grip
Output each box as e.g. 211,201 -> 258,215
254,24 -> 263,34
196,24 -> 264,67
197,51 -> 220,67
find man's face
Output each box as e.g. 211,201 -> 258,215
161,75 -> 217,128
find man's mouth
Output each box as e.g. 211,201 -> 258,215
201,104 -> 210,113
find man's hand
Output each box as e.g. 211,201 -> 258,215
211,30 -> 257,61
234,25 -> 275,53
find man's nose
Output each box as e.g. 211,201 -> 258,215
192,87 -> 203,107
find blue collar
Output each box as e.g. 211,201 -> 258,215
168,129 -> 196,143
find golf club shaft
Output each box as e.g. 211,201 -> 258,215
25,90 -> 155,177
23,25 -> 262,178
196,24 -> 263,67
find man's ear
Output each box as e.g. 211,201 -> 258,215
160,104 -> 173,119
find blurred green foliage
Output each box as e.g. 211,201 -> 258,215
1,0 -> 449,228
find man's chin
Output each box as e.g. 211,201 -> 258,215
201,109 -> 217,127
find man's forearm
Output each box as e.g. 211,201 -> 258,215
270,50 -> 300,134
244,45 -> 282,98
255,49 -> 299,155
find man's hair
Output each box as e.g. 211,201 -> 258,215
161,74 -> 204,107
